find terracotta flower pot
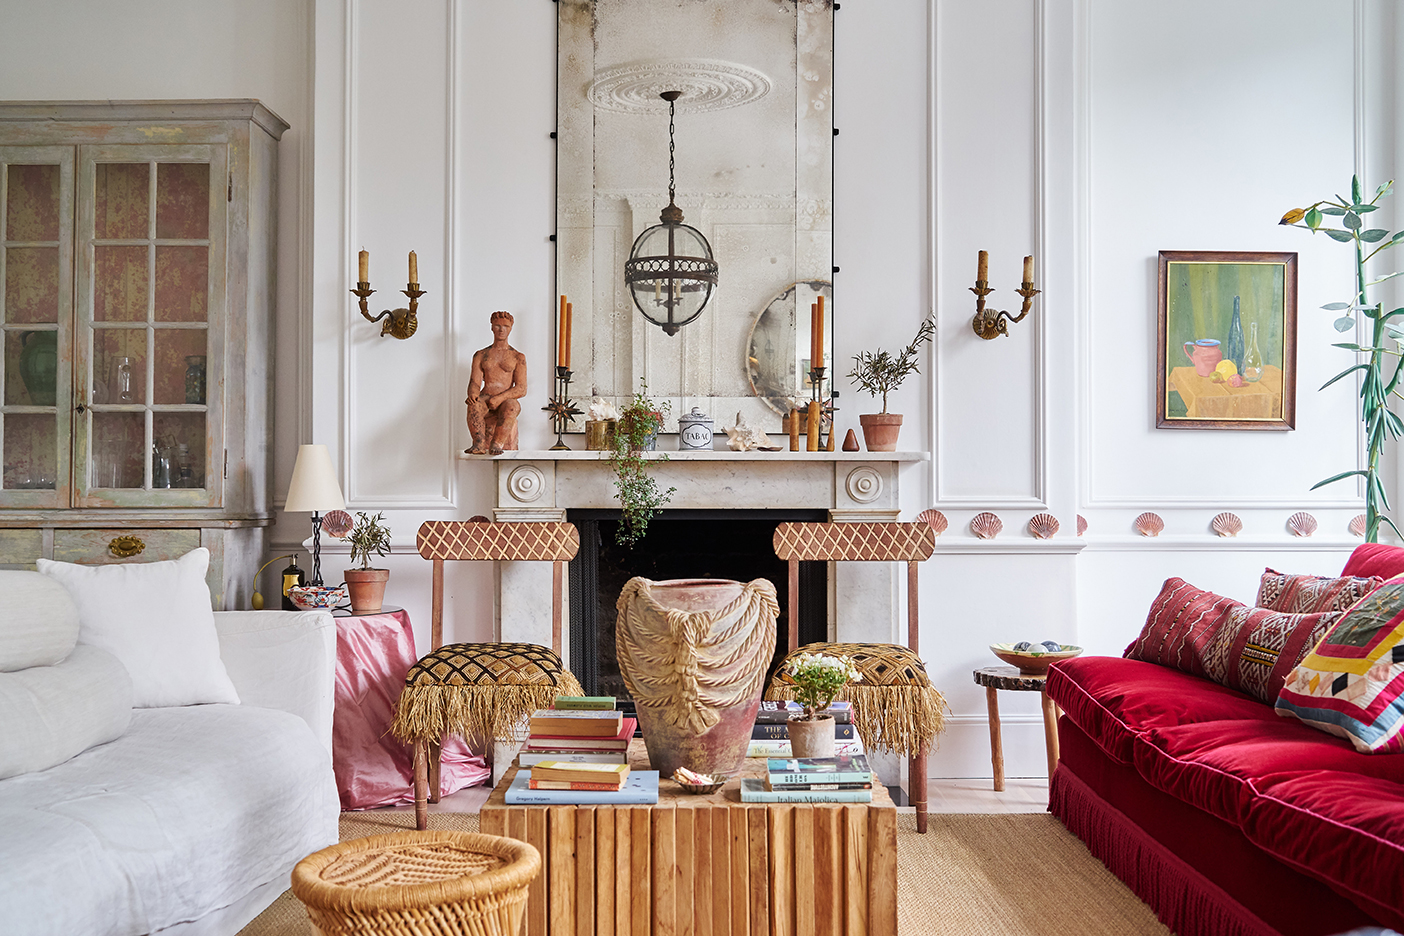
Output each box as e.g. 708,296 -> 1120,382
616,577 -> 778,779
344,568 -> 390,614
859,413 -> 903,452
786,714 -> 836,758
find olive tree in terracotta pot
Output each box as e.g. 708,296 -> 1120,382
343,511 -> 392,613
784,651 -> 862,758
848,314 -> 934,452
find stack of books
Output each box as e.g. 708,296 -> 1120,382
517,696 -> 636,767
739,754 -> 875,803
746,701 -> 866,758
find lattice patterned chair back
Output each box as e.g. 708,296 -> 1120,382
391,520 -> 582,829
767,521 -> 945,832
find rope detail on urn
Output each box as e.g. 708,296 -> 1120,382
615,577 -> 778,736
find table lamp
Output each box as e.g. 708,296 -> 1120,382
284,444 -> 346,585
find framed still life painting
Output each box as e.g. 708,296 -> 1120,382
1156,250 -> 1298,430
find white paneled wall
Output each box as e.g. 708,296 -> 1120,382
2,0 -> 1399,777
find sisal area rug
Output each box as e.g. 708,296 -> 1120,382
239,811 -> 1172,936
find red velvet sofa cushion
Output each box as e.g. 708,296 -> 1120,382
1341,543 -> 1404,580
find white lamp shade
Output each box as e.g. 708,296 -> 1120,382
284,444 -> 346,513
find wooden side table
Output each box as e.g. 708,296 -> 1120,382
479,740 -> 898,936
972,666 -> 1061,792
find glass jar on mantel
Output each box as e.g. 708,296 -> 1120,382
0,102 -> 287,609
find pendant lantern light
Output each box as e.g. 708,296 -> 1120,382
624,90 -> 718,336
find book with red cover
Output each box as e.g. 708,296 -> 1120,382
524,717 -> 636,751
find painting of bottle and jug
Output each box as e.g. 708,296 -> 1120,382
1156,250 -> 1298,430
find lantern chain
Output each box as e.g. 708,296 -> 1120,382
668,97 -> 676,207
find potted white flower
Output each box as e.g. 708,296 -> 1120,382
343,511 -> 392,613
783,652 -> 862,758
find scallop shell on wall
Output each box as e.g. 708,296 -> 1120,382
1076,515 -> 1088,536
1134,512 -> 1165,537
1287,511 -> 1317,537
1349,514 -> 1368,538
970,512 -> 1003,540
1211,512 -> 1243,538
916,508 -> 948,535
1028,513 -> 1060,539
321,509 -> 354,538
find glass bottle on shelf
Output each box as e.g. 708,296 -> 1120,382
1243,321 -> 1264,383
176,443 -> 192,487
112,356 -> 135,403
184,355 -> 206,405
152,443 -> 171,489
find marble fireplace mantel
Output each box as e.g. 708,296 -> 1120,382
462,449 -> 928,659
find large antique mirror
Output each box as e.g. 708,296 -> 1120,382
557,0 -> 833,432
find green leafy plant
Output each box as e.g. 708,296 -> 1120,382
847,314 -> 935,413
784,652 -> 863,720
346,511 -> 392,569
609,379 -> 676,546
1280,177 -> 1404,543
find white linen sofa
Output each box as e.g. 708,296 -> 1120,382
0,574 -> 340,936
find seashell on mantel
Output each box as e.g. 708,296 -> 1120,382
1028,513 -> 1059,539
916,508 -> 948,535
1211,512 -> 1242,538
970,512 -> 1003,540
1287,511 -> 1317,537
1134,512 -> 1164,537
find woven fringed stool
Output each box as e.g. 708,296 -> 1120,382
767,522 -> 948,832
391,520 -> 582,829
291,831 -> 540,936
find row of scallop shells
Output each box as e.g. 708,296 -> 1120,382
1133,510 -> 1363,538
917,509 -> 1072,540
918,508 -> 1368,539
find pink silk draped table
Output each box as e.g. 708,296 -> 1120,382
332,608 -> 488,809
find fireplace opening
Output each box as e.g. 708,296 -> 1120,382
567,508 -> 829,705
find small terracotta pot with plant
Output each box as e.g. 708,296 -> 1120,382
783,651 -> 862,758
848,314 -> 934,452
343,511 -> 392,613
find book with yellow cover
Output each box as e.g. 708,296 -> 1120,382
528,709 -> 625,737
529,761 -> 631,785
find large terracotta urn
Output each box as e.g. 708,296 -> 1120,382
616,577 -> 778,779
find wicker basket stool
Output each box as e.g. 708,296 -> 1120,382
291,830 -> 541,936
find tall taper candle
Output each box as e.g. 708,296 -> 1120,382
789,408 -> 800,451
563,302 -> 573,369
358,248 -> 369,283
558,295 -> 567,367
815,294 -> 825,369
806,401 -> 821,452
810,302 -> 819,374
977,249 -> 989,283
408,251 -> 418,285
1023,254 -> 1034,283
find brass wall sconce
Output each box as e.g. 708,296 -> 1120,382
971,250 -> 1040,340
350,248 -> 425,339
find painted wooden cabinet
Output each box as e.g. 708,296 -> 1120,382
0,101 -> 286,608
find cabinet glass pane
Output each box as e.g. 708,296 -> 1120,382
155,164 -> 209,239
153,329 -> 205,405
154,412 -> 204,489
92,328 -> 146,405
5,329 -> 58,405
4,247 -> 59,323
6,165 -> 60,241
2,413 -> 57,489
155,246 -> 207,322
94,245 -> 149,322
94,164 -> 149,239
91,411 -> 143,488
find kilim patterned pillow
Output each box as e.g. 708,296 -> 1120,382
1123,578 -> 1237,679
1200,605 -> 1341,704
1255,568 -> 1383,615
1277,574 -> 1404,753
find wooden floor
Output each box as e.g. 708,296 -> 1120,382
373,777 -> 1051,818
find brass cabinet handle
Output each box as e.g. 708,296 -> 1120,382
109,535 -> 146,559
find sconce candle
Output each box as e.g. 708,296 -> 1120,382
409,250 -> 418,285
977,249 -> 989,282
1023,255 -> 1033,283
358,248 -> 369,283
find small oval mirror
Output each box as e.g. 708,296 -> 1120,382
746,280 -> 832,417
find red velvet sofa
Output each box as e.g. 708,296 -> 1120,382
1046,544 -> 1404,936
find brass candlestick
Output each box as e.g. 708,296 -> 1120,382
351,280 -> 424,339
542,366 -> 581,451
807,366 -> 835,451
971,277 -> 1040,340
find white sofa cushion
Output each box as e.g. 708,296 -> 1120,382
0,644 -> 133,780
214,609 -> 337,756
0,570 -> 80,672
0,703 -> 340,936
37,548 -> 239,707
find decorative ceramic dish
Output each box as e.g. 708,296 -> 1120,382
989,642 -> 1084,675
288,583 -> 348,611
672,768 -> 726,794
675,779 -> 726,795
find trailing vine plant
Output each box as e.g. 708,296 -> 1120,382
847,314 -> 935,413
1280,177 -> 1404,542
609,379 -> 676,546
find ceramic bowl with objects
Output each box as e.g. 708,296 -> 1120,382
288,583 -> 348,611
989,642 -> 1084,675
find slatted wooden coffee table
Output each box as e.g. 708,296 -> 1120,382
479,740 -> 897,936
